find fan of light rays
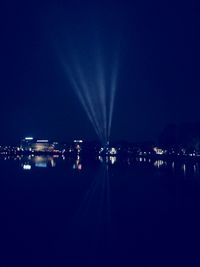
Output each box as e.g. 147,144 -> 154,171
60,42 -> 119,145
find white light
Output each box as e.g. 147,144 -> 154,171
23,164 -> 31,170
110,147 -> 117,155
110,156 -> 116,164
153,147 -> 164,155
36,140 -> 49,143
25,137 -> 33,140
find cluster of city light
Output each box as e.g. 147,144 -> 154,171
153,147 -> 165,155
99,146 -> 117,156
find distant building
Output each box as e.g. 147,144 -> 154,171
31,140 -> 54,152
153,147 -> 165,155
20,137 -> 58,153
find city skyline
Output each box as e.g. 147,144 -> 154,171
0,0 -> 199,144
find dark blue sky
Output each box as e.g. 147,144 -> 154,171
0,0 -> 199,143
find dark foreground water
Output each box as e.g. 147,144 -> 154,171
0,155 -> 200,267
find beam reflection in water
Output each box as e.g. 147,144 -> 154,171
68,164 -> 112,262
21,156 -> 57,170
1,155 -> 200,265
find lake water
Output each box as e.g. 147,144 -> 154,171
0,155 -> 200,266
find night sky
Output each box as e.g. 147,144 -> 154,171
0,0 -> 199,144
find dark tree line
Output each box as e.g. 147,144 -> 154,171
159,123 -> 200,152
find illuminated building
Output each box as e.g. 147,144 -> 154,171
20,138 -> 58,153
31,140 -> 54,152
153,147 -> 165,155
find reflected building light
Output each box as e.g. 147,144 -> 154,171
78,164 -> 82,170
172,162 -> 175,169
23,164 -> 31,170
139,158 -> 143,162
154,160 -> 164,168
51,159 -> 56,168
35,163 -> 47,168
182,164 -> 186,176
73,156 -> 82,170
73,163 -> 82,170
33,156 -> 48,168
98,156 -> 103,163
193,164 -> 197,174
110,156 -> 116,165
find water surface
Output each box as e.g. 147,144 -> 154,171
0,155 -> 200,266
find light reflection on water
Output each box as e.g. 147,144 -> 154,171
1,155 -> 200,266
1,155 -> 200,179
154,160 -> 164,168
20,156 -> 57,170
70,165 -> 111,247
